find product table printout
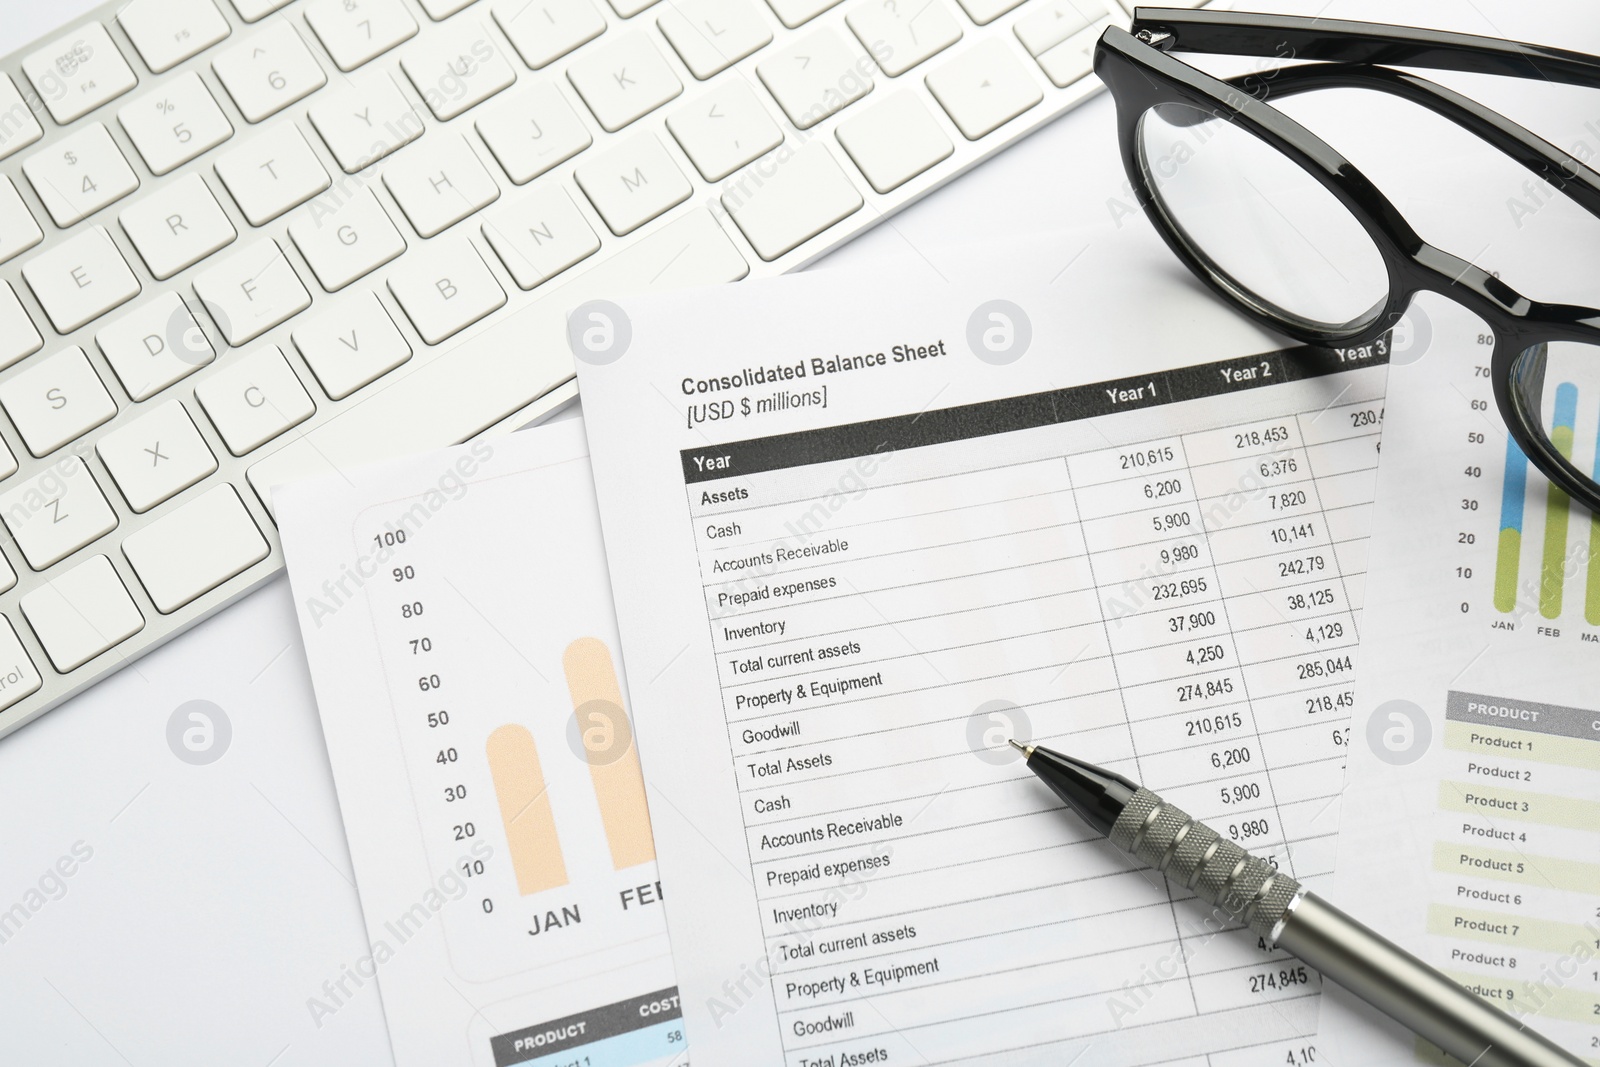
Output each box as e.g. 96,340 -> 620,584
575,253 -> 1389,1067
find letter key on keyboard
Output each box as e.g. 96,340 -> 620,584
22,226 -> 142,334
0,457 -> 119,570
0,346 -> 119,457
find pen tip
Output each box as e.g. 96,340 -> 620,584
1007,738 -> 1031,756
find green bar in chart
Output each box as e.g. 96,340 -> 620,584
1538,383 -> 1578,619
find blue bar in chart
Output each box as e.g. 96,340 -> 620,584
1494,436 -> 1527,613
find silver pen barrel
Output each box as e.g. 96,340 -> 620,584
1108,787 -> 1584,1067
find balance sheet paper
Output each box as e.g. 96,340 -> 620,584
576,254 -> 1387,1067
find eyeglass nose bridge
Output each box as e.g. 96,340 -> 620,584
1405,244 -> 1533,321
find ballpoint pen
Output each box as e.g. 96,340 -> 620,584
1011,739 -> 1584,1067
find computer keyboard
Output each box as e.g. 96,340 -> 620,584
0,0 -> 1212,737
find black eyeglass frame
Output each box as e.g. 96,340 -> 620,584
1093,9 -> 1600,515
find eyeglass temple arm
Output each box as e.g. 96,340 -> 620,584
1130,9 -> 1600,89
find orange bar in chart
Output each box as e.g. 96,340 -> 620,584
486,724 -> 568,895
562,637 -> 656,870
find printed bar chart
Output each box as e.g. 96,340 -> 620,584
563,638 -> 656,871
486,724 -> 568,895
1492,381 -> 1600,622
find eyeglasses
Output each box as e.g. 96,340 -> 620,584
1094,9 -> 1600,515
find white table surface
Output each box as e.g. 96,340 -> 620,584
1,0 -> 1597,1063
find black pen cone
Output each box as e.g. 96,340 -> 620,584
1024,746 -> 1140,836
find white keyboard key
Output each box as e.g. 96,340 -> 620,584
0,457 -> 117,570
420,0 -> 479,17
22,555 -> 145,671
0,618 -> 42,709
481,184 -> 600,289
0,438 -> 16,483
401,19 -> 518,120
22,227 -> 141,334
848,0 -> 962,75
926,39 -> 1042,139
757,28 -> 872,129
306,0 -> 419,71
0,75 -> 44,162
117,72 -> 234,175
836,89 -> 952,193
606,0 -> 659,18
0,282 -> 43,371
494,0 -> 605,70
387,235 -> 506,344
658,0 -> 772,79
23,23 -> 139,124
0,177 -> 43,267
0,346 -> 119,457
119,0 -> 232,73
385,136 -> 500,237
952,0 -> 1023,25
1036,22 -> 1100,88
287,187 -> 407,291
667,81 -> 783,182
248,209 -> 746,512
763,0 -> 840,29
308,69 -> 424,173
195,344 -> 316,454
0,556 -> 14,595
475,82 -> 592,185
213,21 -> 328,122
97,400 -> 218,511
568,33 -> 683,133
230,0 -> 293,21
24,123 -> 140,227
1013,0 -> 1100,56
96,292 -> 215,401
292,292 -> 412,398
574,131 -> 691,235
214,125 -> 331,226
722,141 -> 860,260
193,240 -> 311,345
123,485 -> 268,613
120,173 -> 238,280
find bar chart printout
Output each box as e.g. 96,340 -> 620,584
1320,312 -> 1598,1067
577,248 -> 1394,1067
1492,377 -> 1600,623
276,422 -> 683,1067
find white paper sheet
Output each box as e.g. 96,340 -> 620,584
1318,296 -> 1600,1065
575,243 -> 1389,1066
277,421 -> 686,1067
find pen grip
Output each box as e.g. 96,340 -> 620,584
1277,892 -> 1585,1067
1108,787 -> 1301,939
